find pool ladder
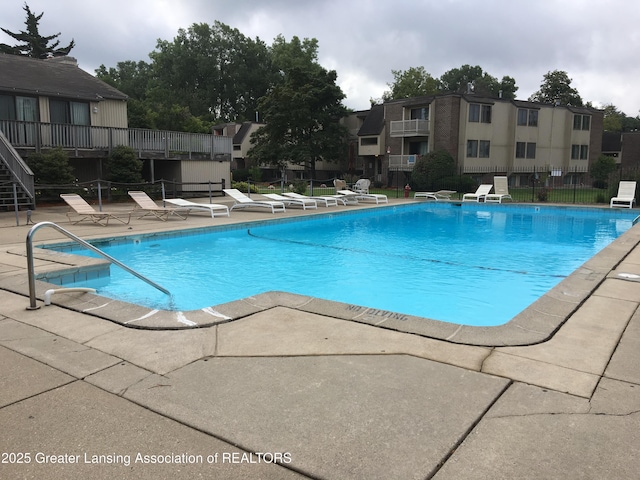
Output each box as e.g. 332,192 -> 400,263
26,221 -> 170,310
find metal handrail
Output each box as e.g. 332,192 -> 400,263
26,221 -> 170,309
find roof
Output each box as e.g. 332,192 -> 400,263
0,54 -> 128,102
357,104 -> 385,136
233,122 -> 253,144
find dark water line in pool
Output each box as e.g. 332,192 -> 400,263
246,229 -> 566,279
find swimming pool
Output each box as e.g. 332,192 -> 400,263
45,203 -> 637,327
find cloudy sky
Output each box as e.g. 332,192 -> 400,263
3,0 -> 639,116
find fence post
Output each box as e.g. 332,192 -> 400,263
310,178 -> 314,196
161,180 -> 166,205
13,183 -> 19,226
532,167 -> 536,202
97,181 -> 103,211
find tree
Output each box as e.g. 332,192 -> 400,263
602,104 -> 626,132
0,3 -> 74,58
529,70 -> 583,106
590,154 -> 617,188
249,36 -> 349,177
148,22 -> 276,122
382,66 -> 439,101
106,146 -> 143,184
437,65 -> 518,99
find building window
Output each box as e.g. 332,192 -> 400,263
469,104 -> 492,123
360,137 -> 378,146
479,140 -> 490,158
469,104 -> 480,122
409,140 -> 428,155
573,114 -> 591,131
410,107 -> 428,120
517,108 -> 538,127
481,105 -> 492,123
467,140 -> 478,157
580,145 -> 588,159
571,144 -> 589,160
517,109 -> 528,126
516,142 -> 536,159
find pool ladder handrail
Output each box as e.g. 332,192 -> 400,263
26,221 -> 170,310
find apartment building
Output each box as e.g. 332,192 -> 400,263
351,93 -> 603,187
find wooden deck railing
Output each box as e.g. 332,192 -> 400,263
0,120 -> 232,160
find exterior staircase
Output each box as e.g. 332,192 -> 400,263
0,129 -> 35,211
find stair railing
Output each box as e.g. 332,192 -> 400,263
26,221 -> 170,310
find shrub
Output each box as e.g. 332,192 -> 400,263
536,188 -> 548,202
107,146 -> 143,184
292,179 -> 307,194
231,181 -> 258,193
26,147 -> 75,185
410,150 -> 456,191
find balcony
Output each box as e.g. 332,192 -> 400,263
0,120 -> 231,160
388,154 -> 419,171
389,119 -> 429,137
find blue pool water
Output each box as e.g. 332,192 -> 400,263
47,203 -> 636,326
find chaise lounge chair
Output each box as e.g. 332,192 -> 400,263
164,198 -> 230,218
485,176 -> 513,203
610,181 -> 637,208
60,193 -> 132,226
462,184 -> 493,202
223,189 -> 286,213
128,191 -> 190,221
283,192 -> 338,207
335,178 -> 388,204
414,190 -> 456,201
263,193 -> 318,210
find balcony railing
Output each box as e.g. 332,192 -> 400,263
388,154 -> 419,171
389,119 -> 429,137
0,120 -> 232,160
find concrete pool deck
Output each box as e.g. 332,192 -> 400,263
1,198 -> 639,479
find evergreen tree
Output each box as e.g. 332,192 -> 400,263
1,3 -> 75,58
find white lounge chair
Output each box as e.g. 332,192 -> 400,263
223,189 -> 286,213
60,193 -> 132,226
165,198 -> 230,217
414,190 -> 456,201
610,181 -> 637,208
462,184 -> 493,202
263,193 -> 317,210
334,179 -> 388,204
128,191 -> 190,221
338,189 -> 388,204
283,192 -> 338,207
485,177 -> 513,203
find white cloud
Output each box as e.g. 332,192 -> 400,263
2,0 -> 640,115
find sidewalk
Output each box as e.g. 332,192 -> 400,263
1,200 -> 639,479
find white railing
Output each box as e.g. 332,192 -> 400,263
389,119 -> 429,137
388,154 -> 418,170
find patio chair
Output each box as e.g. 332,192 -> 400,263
485,177 -> 513,203
610,181 -> 637,208
263,193 -> 318,210
283,192 -> 339,207
60,193 -> 132,226
164,198 -> 230,218
127,191 -> 190,221
462,184 -> 493,202
353,178 -> 371,194
223,189 -> 286,213
414,190 -> 456,201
